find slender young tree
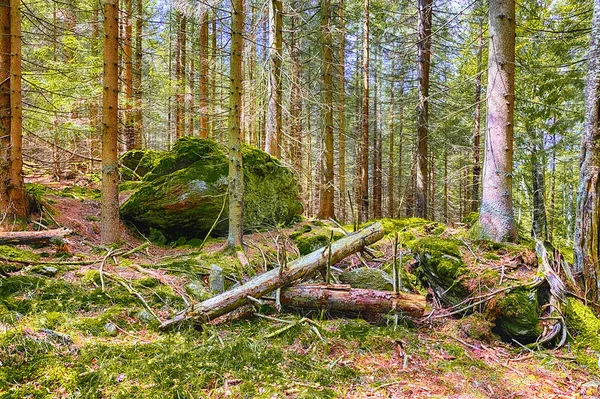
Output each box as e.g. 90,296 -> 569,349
175,14 -> 186,139
265,0 -> 282,157
318,0 -> 335,219
123,0 -> 135,150
199,10 -> 209,138
338,0 -> 346,222
387,78 -> 395,217
228,0 -> 244,248
289,1 -> 303,198
0,0 -> 27,228
471,19 -> 483,213
133,0 -> 143,147
416,0 -> 432,219
574,0 -> 600,302
101,0 -> 120,243
360,0 -> 369,222
372,54 -> 382,219
479,0 -> 517,242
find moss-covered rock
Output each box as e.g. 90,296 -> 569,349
488,289 -> 539,342
339,268 -> 394,291
565,298 -> 600,367
290,224 -> 345,255
411,237 -> 471,307
120,138 -> 303,239
120,149 -> 163,181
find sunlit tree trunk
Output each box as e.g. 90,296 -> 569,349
89,7 -> 100,169
101,0 -> 120,244
290,1 -> 303,203
175,14 -> 186,139
416,0 -> 432,219
479,0 -> 517,242
531,137 -> 547,240
265,0 -> 282,157
318,0 -> 335,219
0,0 -> 27,228
228,0 -> 244,248
574,0 -> 600,303
387,78 -> 395,218
360,0 -> 369,222
372,57 -> 382,219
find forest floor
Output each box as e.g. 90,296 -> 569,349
1,179 -> 599,398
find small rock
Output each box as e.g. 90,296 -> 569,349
209,264 -> 225,294
185,281 -> 211,301
104,322 -> 119,337
137,309 -> 154,323
339,268 -> 394,291
38,266 -> 58,277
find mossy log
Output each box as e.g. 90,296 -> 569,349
0,227 -> 71,245
280,284 -> 426,318
159,223 -> 384,330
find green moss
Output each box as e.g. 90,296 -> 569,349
120,148 -> 163,181
489,289 -> 539,342
455,313 -> 498,343
484,252 -> 501,261
0,245 -> 39,262
411,237 -> 470,307
339,268 -> 394,290
132,276 -> 160,288
58,186 -> 101,200
565,298 -> 600,368
292,228 -> 344,256
461,212 -> 479,227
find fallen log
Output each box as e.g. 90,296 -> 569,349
280,284 -> 426,318
0,227 -> 72,245
159,222 -> 385,329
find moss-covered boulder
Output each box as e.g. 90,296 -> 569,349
339,268 -> 394,291
565,298 -> 600,367
411,237 -> 471,307
120,137 -> 303,239
290,223 -> 345,255
488,289 -> 539,342
120,149 -> 163,181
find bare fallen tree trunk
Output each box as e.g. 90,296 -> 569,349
159,222 -> 384,329
0,227 -> 71,245
280,284 -> 426,318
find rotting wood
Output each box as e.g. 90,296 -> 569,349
279,284 -> 426,318
0,227 -> 71,245
159,222 -> 384,330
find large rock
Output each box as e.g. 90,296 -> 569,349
339,267 -> 394,291
120,137 -> 303,239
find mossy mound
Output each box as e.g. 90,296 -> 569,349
120,137 -> 303,239
565,298 -> 600,367
411,237 -> 471,307
339,268 -> 394,291
488,289 -> 539,342
289,222 -> 345,256
120,149 -> 163,181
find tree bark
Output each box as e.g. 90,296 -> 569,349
387,78 -> 395,218
574,0 -> 600,303
280,284 -> 426,318
265,0 -> 282,158
479,0 -> 517,242
289,1 -> 303,207
531,136 -> 547,240
228,0 -> 244,249
175,14 -> 186,139
416,0 -> 432,219
159,223 -> 385,329
338,0 -> 346,223
101,0 -> 120,244
372,55 -> 381,219
360,0 -> 369,223
471,20 -> 483,213
318,0 -> 335,219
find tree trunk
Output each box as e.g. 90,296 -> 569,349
228,0 -> 244,249
289,1 -> 303,207
280,284 -> 426,318
188,21 -> 195,137
175,14 -> 186,139
159,223 -> 385,329
318,0 -> 335,219
416,0 -> 432,219
360,0 -> 369,223
265,0 -> 282,158
531,137 -> 548,240
123,0 -> 135,150
387,78 -> 395,218
133,0 -> 143,148
338,0 -> 346,223
0,228 -> 71,245
479,0 -> 517,242
396,75 -> 405,217
471,20 -> 483,213
574,0 -> 600,303
199,11 -> 209,138
372,55 -> 381,219
101,0 -> 120,244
